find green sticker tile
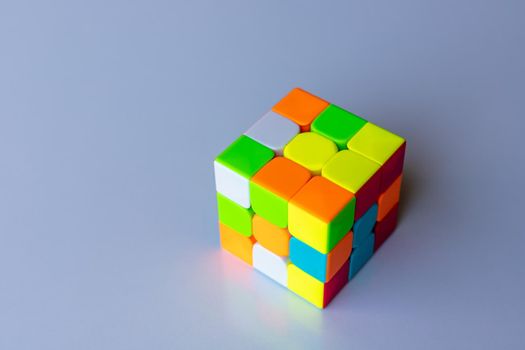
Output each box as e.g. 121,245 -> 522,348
216,135 -> 274,178
217,193 -> 254,236
250,183 -> 288,228
311,105 -> 368,150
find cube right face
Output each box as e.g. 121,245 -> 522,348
214,88 -> 406,308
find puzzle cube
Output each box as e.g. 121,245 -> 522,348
214,88 -> 406,308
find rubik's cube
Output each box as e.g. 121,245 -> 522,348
214,88 -> 406,308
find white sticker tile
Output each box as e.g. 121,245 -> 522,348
245,111 -> 299,156
253,243 -> 289,287
214,160 -> 250,208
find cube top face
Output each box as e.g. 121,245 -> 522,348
322,150 -> 381,194
311,105 -> 367,150
216,135 -> 274,178
272,88 -> 329,131
244,111 -> 300,156
347,122 -> 405,165
214,87 -> 406,309
284,132 -> 338,175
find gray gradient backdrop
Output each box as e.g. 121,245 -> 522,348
1,1 -> 524,349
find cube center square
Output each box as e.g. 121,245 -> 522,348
214,87 -> 406,309
284,132 -> 338,175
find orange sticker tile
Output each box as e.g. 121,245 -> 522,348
272,88 -> 329,131
377,174 -> 402,221
251,157 -> 311,200
252,215 -> 291,257
326,231 -> 353,281
290,176 -> 355,223
219,222 -> 257,265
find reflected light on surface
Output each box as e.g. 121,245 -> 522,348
204,249 -> 326,347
